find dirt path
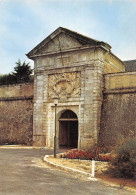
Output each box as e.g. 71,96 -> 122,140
46,155 -> 136,191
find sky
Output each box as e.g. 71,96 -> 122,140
0,0 -> 136,74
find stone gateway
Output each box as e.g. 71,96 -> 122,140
1,27 -> 135,148
26,27 -> 125,149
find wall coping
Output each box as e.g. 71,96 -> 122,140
0,82 -> 33,88
104,71 -> 136,77
0,96 -> 33,101
104,88 -> 136,94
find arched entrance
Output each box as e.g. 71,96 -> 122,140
59,110 -> 78,148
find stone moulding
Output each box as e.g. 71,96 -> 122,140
104,89 -> 136,94
0,96 -> 33,101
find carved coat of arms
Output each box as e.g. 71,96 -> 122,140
48,72 -> 81,99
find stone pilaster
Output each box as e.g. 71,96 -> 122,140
33,74 -> 45,146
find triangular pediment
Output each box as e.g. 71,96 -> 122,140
26,27 -> 111,58
34,32 -> 82,55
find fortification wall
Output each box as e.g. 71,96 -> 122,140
1,71 -> 136,147
100,72 -> 136,146
0,83 -> 33,145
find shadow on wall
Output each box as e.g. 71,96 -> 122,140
99,93 -> 136,147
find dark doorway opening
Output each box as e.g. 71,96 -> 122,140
59,110 -> 78,149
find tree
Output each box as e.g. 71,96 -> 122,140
13,59 -> 33,83
0,74 -> 16,85
0,60 -> 33,86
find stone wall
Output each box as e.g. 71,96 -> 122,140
100,72 -> 136,147
0,83 -> 33,145
104,52 -> 125,74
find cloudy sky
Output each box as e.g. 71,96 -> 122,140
0,0 -> 136,74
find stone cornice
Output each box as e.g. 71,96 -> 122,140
104,88 -> 136,94
34,63 -> 95,75
104,71 -> 136,76
0,96 -> 33,101
28,45 -> 108,60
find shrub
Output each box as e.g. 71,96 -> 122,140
60,147 -> 112,162
110,137 -> 136,179
95,146 -> 112,155
60,149 -> 96,160
0,74 -> 16,85
96,153 -> 112,162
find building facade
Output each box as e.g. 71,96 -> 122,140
27,27 -> 125,149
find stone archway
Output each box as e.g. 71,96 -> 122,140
59,110 -> 78,148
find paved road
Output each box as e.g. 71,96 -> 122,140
0,148 -> 134,195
